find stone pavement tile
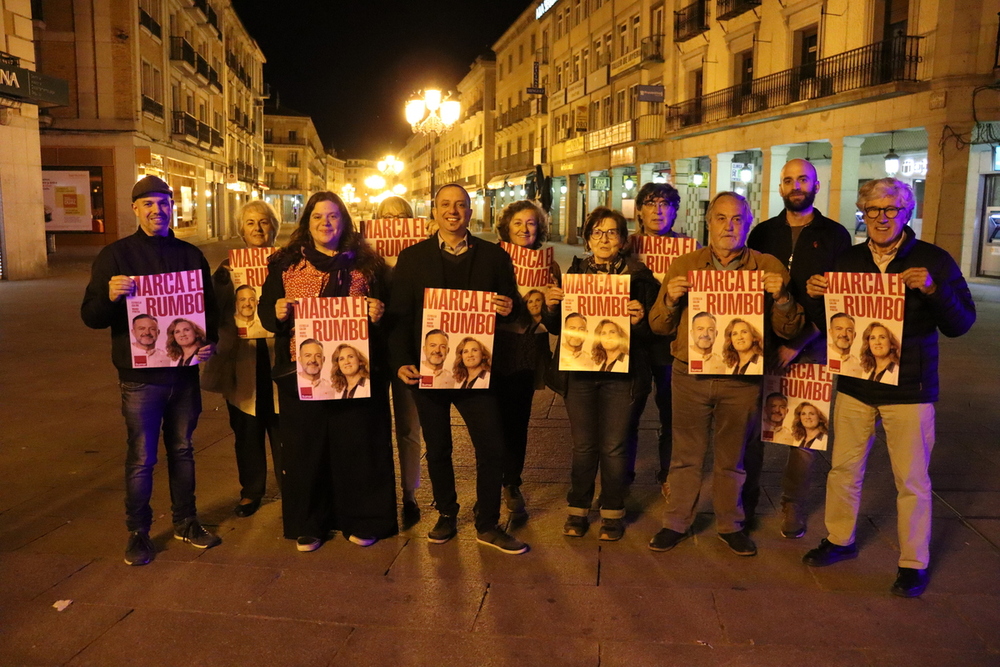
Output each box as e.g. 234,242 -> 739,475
715,589 -> 986,650
66,607 -> 353,667
474,583 -> 723,643
14,487 -> 127,521
931,470 -> 1000,491
940,593 -> 1000,652
935,490 -> 1000,517
250,570 -> 485,629
0,513 -> 69,551
0,482 -> 51,514
0,600 -> 130,667
387,532 -> 598,585
48,559 -> 279,614
329,628 -> 599,667
0,551 -> 91,601
599,641 -> 870,666
966,518 -> 1000,549
860,648 -> 1000,667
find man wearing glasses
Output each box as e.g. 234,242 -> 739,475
803,178 -> 975,597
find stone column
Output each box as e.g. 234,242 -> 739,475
923,122 -> 974,262
713,152 -> 735,194
829,136 -> 865,228
567,175 -> 579,245
762,145 -> 792,220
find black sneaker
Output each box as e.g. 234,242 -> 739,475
401,500 -> 421,529
598,518 -> 625,541
296,536 -> 321,552
476,526 -> 529,554
173,518 -> 221,549
503,485 -> 526,514
427,514 -> 458,544
802,538 -> 858,567
891,567 -> 929,597
718,530 -> 757,556
563,514 -> 589,537
780,502 -> 807,539
648,528 -> 687,552
124,530 -> 155,566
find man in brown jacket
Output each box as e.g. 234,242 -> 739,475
646,192 -> 804,557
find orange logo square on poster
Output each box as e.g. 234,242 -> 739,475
690,360 -> 703,372
300,386 -> 312,398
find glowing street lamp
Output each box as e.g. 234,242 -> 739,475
405,89 -> 461,197
377,155 -> 404,176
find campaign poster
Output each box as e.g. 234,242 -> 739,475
229,247 -> 276,339
361,217 -> 428,267
686,270 -> 765,376
126,270 -> 206,368
633,235 -> 698,282
500,241 -> 554,328
420,288 -> 496,389
559,273 -> 631,373
43,171 -> 93,231
761,363 -> 834,451
293,296 -> 370,400
824,272 -> 905,386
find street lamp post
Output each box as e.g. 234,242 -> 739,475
405,89 -> 460,202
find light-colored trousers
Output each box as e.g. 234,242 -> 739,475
825,392 -> 935,569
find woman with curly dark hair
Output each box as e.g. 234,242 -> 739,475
166,318 -> 208,366
260,191 -> 397,551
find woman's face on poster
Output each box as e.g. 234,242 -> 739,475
868,326 -> 892,359
461,341 -> 484,369
598,323 -> 622,353
526,292 -> 543,316
337,347 -> 360,377
173,321 -> 196,347
800,405 -> 820,430
730,321 -> 753,353
509,210 -> 539,247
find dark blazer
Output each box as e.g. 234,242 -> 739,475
386,233 -> 521,373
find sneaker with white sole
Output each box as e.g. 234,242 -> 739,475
348,534 -> 377,547
124,530 -> 155,566
476,526 -> 529,554
173,518 -> 221,549
296,536 -> 322,552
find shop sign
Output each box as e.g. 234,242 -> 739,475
536,0 -> 557,19
592,176 -> 611,191
0,63 -> 69,107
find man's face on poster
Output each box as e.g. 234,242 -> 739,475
564,315 -> 588,348
830,316 -> 856,352
132,316 -> 159,348
691,314 -> 717,352
236,287 -> 257,320
424,333 -> 449,368
765,396 -> 789,426
300,342 -> 325,377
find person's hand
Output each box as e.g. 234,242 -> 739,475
763,271 -> 789,304
195,343 -> 215,363
627,299 -> 645,325
545,285 -> 564,307
108,275 -> 135,302
805,274 -> 828,299
664,276 -> 690,306
275,297 -> 296,322
398,364 -> 420,385
368,297 -> 385,323
772,344 -> 798,372
900,267 -> 936,295
493,294 -> 513,317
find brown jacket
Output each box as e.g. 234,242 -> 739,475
648,246 -> 805,364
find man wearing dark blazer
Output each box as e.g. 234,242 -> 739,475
387,183 -> 528,554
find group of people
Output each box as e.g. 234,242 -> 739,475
83,157 -> 975,598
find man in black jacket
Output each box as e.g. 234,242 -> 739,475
802,178 -> 976,597
387,184 -> 528,554
743,158 -> 852,538
81,176 -> 221,566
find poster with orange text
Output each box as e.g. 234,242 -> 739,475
229,247 -> 276,339
686,270 -> 765,375
293,296 -> 370,400
420,289 -> 496,389
761,363 -> 833,450
126,270 -> 206,368
559,273 -> 631,373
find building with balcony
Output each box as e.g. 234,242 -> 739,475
35,0 -> 260,247
263,99 -> 325,222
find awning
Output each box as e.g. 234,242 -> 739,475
485,171 -> 531,190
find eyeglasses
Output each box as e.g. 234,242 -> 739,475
862,206 -> 904,219
641,199 -> 675,209
590,229 -> 620,240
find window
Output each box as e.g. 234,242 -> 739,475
508,53 -> 513,72
602,94 -> 612,125
574,0 -> 581,24
618,23 -> 628,55
518,44 -> 524,64
556,63 -> 563,89
289,173 -> 298,188
264,127 -> 272,142
264,150 -> 274,167
556,11 -> 563,38
582,48 -> 590,75
141,60 -> 162,102
498,61 -> 503,79
288,130 -> 297,142
517,136 -> 523,154
589,99 -> 600,128
631,16 -> 641,50
573,53 -> 580,81
628,84 -> 638,118
795,26 -> 819,79
594,38 -> 602,68
530,34 -> 536,54
615,89 -> 626,122
288,151 -> 299,167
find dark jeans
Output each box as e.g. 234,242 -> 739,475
121,375 -> 201,532
625,363 -> 673,483
494,370 -> 535,489
227,400 -> 281,502
411,388 -> 505,533
564,375 -> 634,513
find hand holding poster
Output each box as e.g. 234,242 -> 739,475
229,247 -> 276,339
126,270 -> 206,368
686,270 -> 765,375
823,272 -> 905,385
559,273 -> 631,373
293,296 -> 370,400
632,235 -> 698,281
361,218 -> 428,267
761,364 -> 833,451
420,289 -> 497,389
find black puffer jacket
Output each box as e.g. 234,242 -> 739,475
834,227 -> 975,405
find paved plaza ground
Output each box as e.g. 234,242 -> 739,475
1,233 -> 998,666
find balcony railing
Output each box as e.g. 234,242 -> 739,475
139,8 -> 161,38
496,100 -> 532,131
641,35 -> 665,63
208,66 -> 221,91
667,35 -> 923,130
172,111 -> 198,138
195,53 -> 209,81
675,0 -> 709,43
716,0 -> 761,21
198,120 -> 212,145
170,37 -> 196,69
535,47 -> 549,64
494,150 -> 534,173
466,98 -> 484,116
141,95 -> 164,118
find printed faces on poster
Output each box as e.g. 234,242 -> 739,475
293,296 -> 370,400
500,241 -> 554,332
361,218 -> 428,267
229,247 -> 276,339
686,270 -> 765,376
761,364 -> 833,451
633,236 -> 698,282
559,273 -> 631,373
126,270 -> 207,368
420,288 -> 497,389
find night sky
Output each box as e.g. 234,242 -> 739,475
235,0 -> 532,158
